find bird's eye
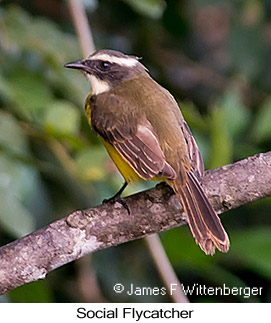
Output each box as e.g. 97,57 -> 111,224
100,61 -> 110,70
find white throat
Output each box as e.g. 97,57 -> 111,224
86,74 -> 110,95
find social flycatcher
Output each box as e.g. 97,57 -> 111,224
65,49 -> 229,255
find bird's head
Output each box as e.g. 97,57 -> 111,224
64,49 -> 148,95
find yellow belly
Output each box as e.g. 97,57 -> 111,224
101,138 -> 142,183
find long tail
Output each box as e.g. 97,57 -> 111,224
171,172 -> 230,255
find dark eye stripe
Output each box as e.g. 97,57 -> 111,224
84,59 -> 113,70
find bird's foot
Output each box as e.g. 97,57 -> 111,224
103,194 -> 130,215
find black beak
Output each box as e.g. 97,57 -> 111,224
64,60 -> 88,71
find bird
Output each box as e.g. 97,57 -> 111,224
65,49 -> 230,255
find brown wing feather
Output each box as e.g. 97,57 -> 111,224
90,93 -> 176,181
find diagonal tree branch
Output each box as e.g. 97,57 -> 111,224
0,152 -> 270,295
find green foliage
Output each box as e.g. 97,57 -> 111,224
209,107 -> 232,168
208,84 -> 251,168
8,280 -> 52,303
231,228 -> 271,279
7,70 -> 53,122
124,0 -> 166,19
0,0 -> 270,303
253,98 -> 271,142
43,100 -> 81,136
219,85 -> 250,138
75,147 -> 108,181
0,112 -> 36,236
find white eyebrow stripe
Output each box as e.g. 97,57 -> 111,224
89,53 -> 138,67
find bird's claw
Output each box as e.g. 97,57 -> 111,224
103,195 -> 130,215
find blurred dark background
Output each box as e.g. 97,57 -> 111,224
0,0 -> 271,303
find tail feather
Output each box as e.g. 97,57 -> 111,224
172,172 -> 230,255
